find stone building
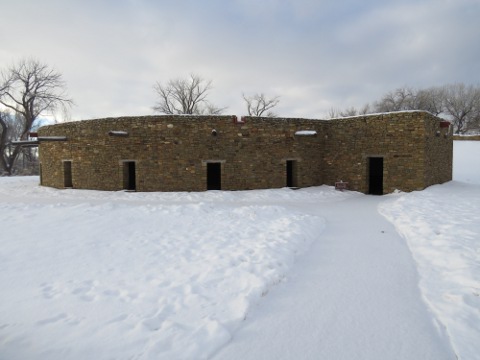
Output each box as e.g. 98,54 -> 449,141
37,111 -> 452,194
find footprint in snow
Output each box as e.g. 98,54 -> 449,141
36,313 -> 68,326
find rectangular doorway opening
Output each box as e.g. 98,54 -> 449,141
63,161 -> 73,188
123,161 -> 136,191
368,157 -> 383,195
207,162 -> 221,190
286,160 -> 298,187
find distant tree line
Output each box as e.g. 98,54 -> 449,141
329,84 -> 480,134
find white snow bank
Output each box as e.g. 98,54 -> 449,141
380,184 -> 480,360
379,141 -> 480,360
453,141 -> 480,184
0,177 -> 350,205
0,186 -> 325,360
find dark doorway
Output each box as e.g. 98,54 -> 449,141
207,162 -> 221,190
63,161 -> 73,188
368,157 -> 383,195
286,160 -> 298,187
123,161 -> 136,191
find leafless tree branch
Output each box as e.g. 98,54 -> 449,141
0,58 -> 73,174
242,93 -> 280,117
153,74 -> 225,115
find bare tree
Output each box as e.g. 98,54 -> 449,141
327,107 -> 342,119
0,112 -> 10,174
358,103 -> 371,115
372,84 -> 480,134
0,111 -> 26,175
153,74 -> 225,115
443,83 -> 480,134
0,58 -> 73,175
371,86 -> 449,116
340,106 -> 359,117
327,104 -> 369,119
332,84 -> 480,134
373,87 -> 417,112
415,87 -> 445,116
242,93 -> 280,117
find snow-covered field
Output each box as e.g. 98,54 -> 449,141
0,141 -> 479,360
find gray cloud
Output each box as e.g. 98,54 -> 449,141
0,0 -> 478,121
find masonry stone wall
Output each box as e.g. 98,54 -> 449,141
38,116 -> 325,192
424,113 -> 453,187
38,111 -> 452,194
321,112 -> 452,193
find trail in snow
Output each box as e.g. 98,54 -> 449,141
212,195 -> 456,360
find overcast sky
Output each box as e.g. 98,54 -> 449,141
1,0 -> 479,121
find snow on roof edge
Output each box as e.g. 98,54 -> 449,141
327,110 -> 444,121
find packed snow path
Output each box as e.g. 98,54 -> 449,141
213,195 -> 455,360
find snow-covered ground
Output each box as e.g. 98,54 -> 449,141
0,141 -> 479,360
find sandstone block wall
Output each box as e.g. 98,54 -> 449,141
38,116 -> 325,192
38,111 -> 452,194
322,112 -> 452,193
424,113 -> 453,187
